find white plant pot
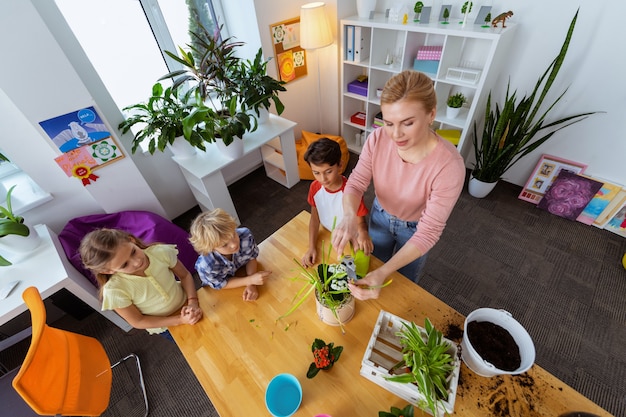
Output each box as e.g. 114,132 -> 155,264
315,295 -> 355,326
468,176 -> 498,198
446,105 -> 461,119
356,0 -> 377,18
461,308 -> 536,377
216,137 -> 244,159
0,225 -> 42,263
167,136 -> 197,159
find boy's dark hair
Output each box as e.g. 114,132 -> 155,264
303,138 -> 342,166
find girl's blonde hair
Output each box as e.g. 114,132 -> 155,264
189,208 -> 237,255
79,228 -> 149,294
381,70 -> 437,112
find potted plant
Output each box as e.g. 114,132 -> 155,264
159,23 -> 258,152
278,242 -> 390,334
118,82 -> 210,156
413,2 -> 424,22
379,404 -> 414,417
386,318 -> 457,417
1,185 -> 35,266
469,9 -> 600,197
237,48 -> 286,124
446,92 -> 466,119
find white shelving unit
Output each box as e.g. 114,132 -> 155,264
340,14 -> 516,159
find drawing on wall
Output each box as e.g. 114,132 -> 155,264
39,106 -> 113,153
518,154 -> 587,204
536,170 -> 603,221
270,17 -> 307,83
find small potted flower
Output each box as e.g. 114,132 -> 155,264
307,338 -> 343,378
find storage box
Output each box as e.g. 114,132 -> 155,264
350,111 -> 366,126
360,310 -> 460,417
445,67 -> 482,84
416,45 -> 443,60
413,59 -> 439,74
347,79 -> 368,96
436,129 -> 461,146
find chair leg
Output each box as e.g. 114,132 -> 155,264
111,353 -> 149,417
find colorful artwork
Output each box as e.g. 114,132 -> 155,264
594,189 -> 626,228
270,17 -> 307,83
519,154 -> 587,204
537,171 -> 603,221
604,201 -> 626,237
39,106 -> 111,153
576,180 -> 623,225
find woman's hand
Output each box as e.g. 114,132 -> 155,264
348,268 -> 389,300
332,215 -> 359,258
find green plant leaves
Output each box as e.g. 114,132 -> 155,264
472,9 -> 601,183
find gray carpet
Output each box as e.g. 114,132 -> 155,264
1,153 -> 624,416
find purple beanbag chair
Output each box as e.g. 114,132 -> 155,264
58,210 -> 198,288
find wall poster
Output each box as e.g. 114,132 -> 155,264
269,17 -> 307,83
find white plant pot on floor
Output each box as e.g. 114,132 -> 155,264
468,176 -> 498,198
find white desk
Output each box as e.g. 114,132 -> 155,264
0,224 -> 132,349
172,115 -> 299,223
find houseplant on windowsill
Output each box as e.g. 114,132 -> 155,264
469,9 -> 601,198
117,82 -> 211,157
0,185 -> 39,266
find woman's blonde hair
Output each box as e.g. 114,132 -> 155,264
79,228 -> 150,295
381,70 -> 437,112
189,208 -> 237,255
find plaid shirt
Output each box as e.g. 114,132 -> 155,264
195,227 -> 259,289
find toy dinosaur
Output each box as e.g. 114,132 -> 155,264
492,10 -> 513,28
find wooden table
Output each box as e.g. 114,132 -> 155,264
170,211 -> 611,417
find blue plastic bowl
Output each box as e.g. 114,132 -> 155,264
265,373 -> 302,417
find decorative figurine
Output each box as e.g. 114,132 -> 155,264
491,10 -> 513,28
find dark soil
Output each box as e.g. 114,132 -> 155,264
444,322 -> 464,342
467,321 -> 521,371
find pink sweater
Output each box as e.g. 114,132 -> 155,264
345,128 -> 466,255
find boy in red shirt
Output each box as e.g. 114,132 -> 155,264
301,138 -> 371,267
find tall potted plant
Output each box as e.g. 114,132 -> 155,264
469,9 -> 600,198
118,82 -> 211,157
159,23 -> 257,152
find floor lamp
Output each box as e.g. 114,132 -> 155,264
300,2 -> 333,134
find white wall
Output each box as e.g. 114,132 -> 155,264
0,0 -> 624,236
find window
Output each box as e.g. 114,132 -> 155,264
55,0 -> 226,111
0,150 -> 52,215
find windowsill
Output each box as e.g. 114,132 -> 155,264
1,169 -> 53,216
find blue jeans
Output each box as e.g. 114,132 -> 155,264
369,198 -> 428,283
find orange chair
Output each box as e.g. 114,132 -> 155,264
12,287 -> 149,416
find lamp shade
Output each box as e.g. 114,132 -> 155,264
300,2 -> 333,50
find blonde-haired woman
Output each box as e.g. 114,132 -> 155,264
332,70 -> 465,299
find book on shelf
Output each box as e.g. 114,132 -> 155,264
345,25 -> 355,61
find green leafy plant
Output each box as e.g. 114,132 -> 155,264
379,404 -> 414,417
442,8 -> 450,23
307,338 -> 343,378
118,82 -> 211,154
414,2 -> 423,14
471,9 -> 601,183
461,1 -> 473,15
446,92 -> 466,109
386,318 -> 455,417
0,185 -> 30,266
278,241 -> 390,334
237,48 -> 286,118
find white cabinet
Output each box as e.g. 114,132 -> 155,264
340,15 -> 516,158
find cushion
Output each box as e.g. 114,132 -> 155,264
296,131 -> 350,180
58,210 -> 198,288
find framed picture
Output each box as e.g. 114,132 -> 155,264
603,199 -> 626,237
518,154 -> 587,204
269,17 -> 307,83
536,170 -> 603,221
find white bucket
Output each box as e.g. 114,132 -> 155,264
461,308 -> 535,377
